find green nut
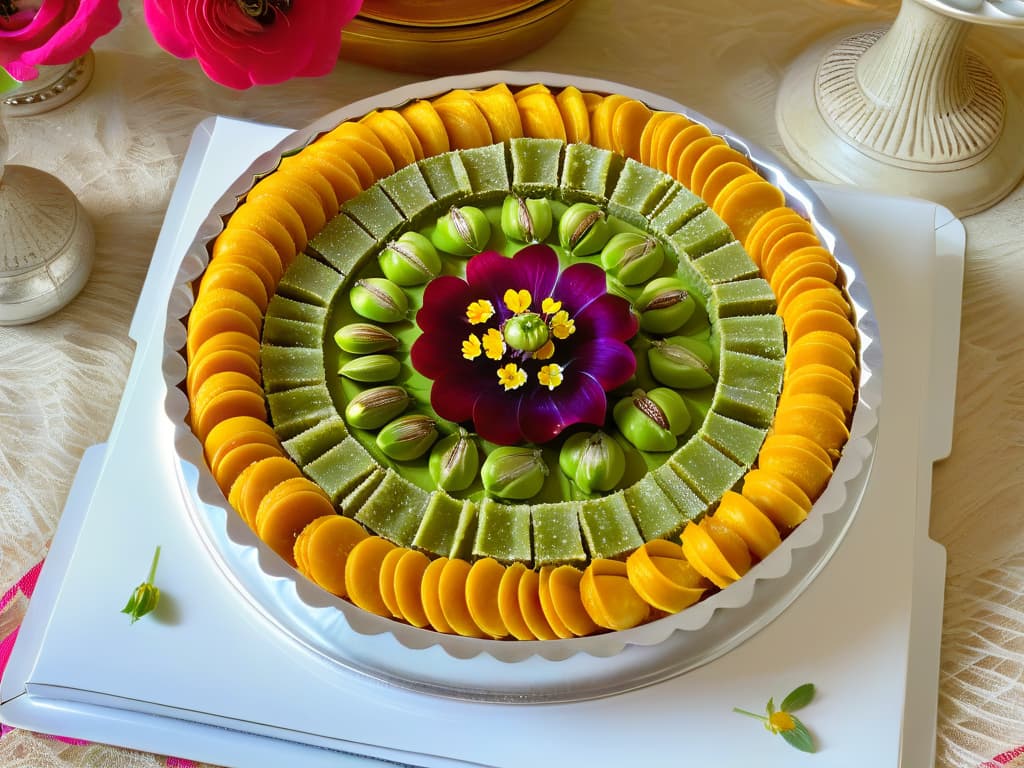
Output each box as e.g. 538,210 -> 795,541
350,278 -> 408,323
376,414 -> 439,461
613,387 -> 691,452
338,353 -> 402,383
559,431 -> 626,494
558,202 -> 612,256
378,231 -> 442,286
500,195 -> 553,243
600,232 -> 665,285
481,446 -> 548,500
428,427 -> 480,492
431,205 -> 491,256
344,385 -> 410,430
502,312 -> 549,353
333,322 -> 400,355
648,336 -> 715,389
634,277 -> 695,335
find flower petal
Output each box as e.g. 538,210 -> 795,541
466,246 -> 559,312
574,293 -> 639,343
569,339 -> 637,391
552,261 -> 611,314
417,275 -> 478,334
472,389 -> 526,446
519,372 -> 607,444
431,368 -> 494,425
410,332 -> 470,380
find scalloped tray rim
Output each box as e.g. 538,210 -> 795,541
161,71 -> 883,690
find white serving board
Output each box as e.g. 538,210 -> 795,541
0,117 -> 959,768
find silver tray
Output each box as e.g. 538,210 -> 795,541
162,71 -> 882,703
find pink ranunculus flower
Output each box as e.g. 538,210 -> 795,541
0,0 -> 121,82
144,0 -> 363,90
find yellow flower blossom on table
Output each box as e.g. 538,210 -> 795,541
462,333 -> 482,360
734,683 -> 816,753
482,328 -> 505,360
537,363 -> 563,390
503,288 -> 532,314
551,310 -> 576,340
466,299 -> 495,325
497,363 -> 527,391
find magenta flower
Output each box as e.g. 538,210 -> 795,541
411,244 -> 638,446
0,0 -> 121,82
143,0 -> 362,90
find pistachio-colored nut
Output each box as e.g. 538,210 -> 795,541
500,195 -> 553,243
428,427 -> 480,492
431,205 -> 491,256
344,385 -> 410,430
600,232 -> 665,285
559,431 -> 626,493
350,277 -> 409,324
333,322 -> 400,355
378,231 -> 442,286
648,336 -> 715,389
634,276 -> 695,335
613,387 -> 691,452
481,446 -> 549,500
558,202 -> 612,256
613,335 -> 659,395
338,353 -> 402,383
376,414 -> 439,461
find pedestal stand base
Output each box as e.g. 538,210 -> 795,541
2,51 -> 95,117
776,28 -> 1024,216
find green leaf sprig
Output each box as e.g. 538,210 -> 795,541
734,683 -> 816,753
121,546 -> 161,624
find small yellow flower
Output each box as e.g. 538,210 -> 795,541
537,363 -> 563,390
551,310 -> 576,339
497,363 -> 527,391
482,328 -> 506,361
541,297 -> 561,315
466,299 -> 495,325
503,288 -> 532,314
462,333 -> 482,360
532,340 -> 555,360
768,712 -> 797,733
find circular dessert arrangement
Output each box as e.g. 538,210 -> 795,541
175,76 -> 875,677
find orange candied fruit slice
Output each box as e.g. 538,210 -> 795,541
247,171 -> 328,239
211,437 -> 279,494
360,109 -> 422,169
716,179 -> 787,244
626,539 -> 708,614
420,556 -> 453,633
712,491 -> 783,561
470,83 -> 524,143
438,557 -> 486,638
537,566 -> 574,639
610,98 -> 653,160
399,99 -> 451,158
518,567 -> 558,640
432,90 -> 493,149
588,93 -> 631,150
378,546 -> 410,620
741,468 -> 812,529
231,454 -> 301,531
344,535 -> 397,617
305,514 -> 369,598
579,559 -> 650,631
393,549 -> 431,628
465,557 -> 509,639
255,476 -> 336,566
546,565 -> 599,637
555,85 -> 591,144
497,561 -> 535,640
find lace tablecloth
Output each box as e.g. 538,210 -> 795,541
1,1 -> 1022,766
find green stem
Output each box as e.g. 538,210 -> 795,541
732,707 -> 767,722
146,546 -> 161,585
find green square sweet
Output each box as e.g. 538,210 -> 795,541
412,492 -> 464,557
261,316 -> 322,348
354,470 -> 430,547
282,416 -> 348,467
693,241 -> 759,284
648,184 -> 706,236
718,349 -> 785,394
307,213 -> 377,277
711,384 -> 778,428
304,436 -> 376,505
459,144 -> 510,202
579,492 -> 643,560
418,152 -> 473,207
668,438 -> 745,504
341,185 -> 405,241
473,498 -> 532,564
379,163 -> 436,224
650,464 -> 708,524
448,499 -> 479,560
510,137 -> 563,196
623,473 -> 689,541
260,345 -> 325,392
669,208 -> 733,257
717,314 -> 786,359
531,502 -> 586,567
607,159 -> 675,227
266,382 -> 338,440
709,278 -> 777,320
264,294 -> 327,325
699,411 -> 767,467
560,143 -> 623,203
340,468 -> 384,518
275,253 -> 344,307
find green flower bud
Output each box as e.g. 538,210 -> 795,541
502,312 -> 550,353
558,202 -> 612,256
333,322 -> 400,354
481,446 -> 548,500
338,353 -> 402,383
559,431 -> 626,493
500,195 -> 553,243
613,387 -> 691,452
344,385 -> 410,430
634,277 -> 695,334
648,336 -> 715,389
350,278 -> 409,323
121,546 -> 161,625
428,428 -> 480,492
378,231 -> 442,286
431,205 -> 491,256
376,414 -> 439,461
600,232 -> 665,285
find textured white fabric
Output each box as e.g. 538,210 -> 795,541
1,0 -> 1023,765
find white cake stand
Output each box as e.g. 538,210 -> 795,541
776,0 -> 1024,217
